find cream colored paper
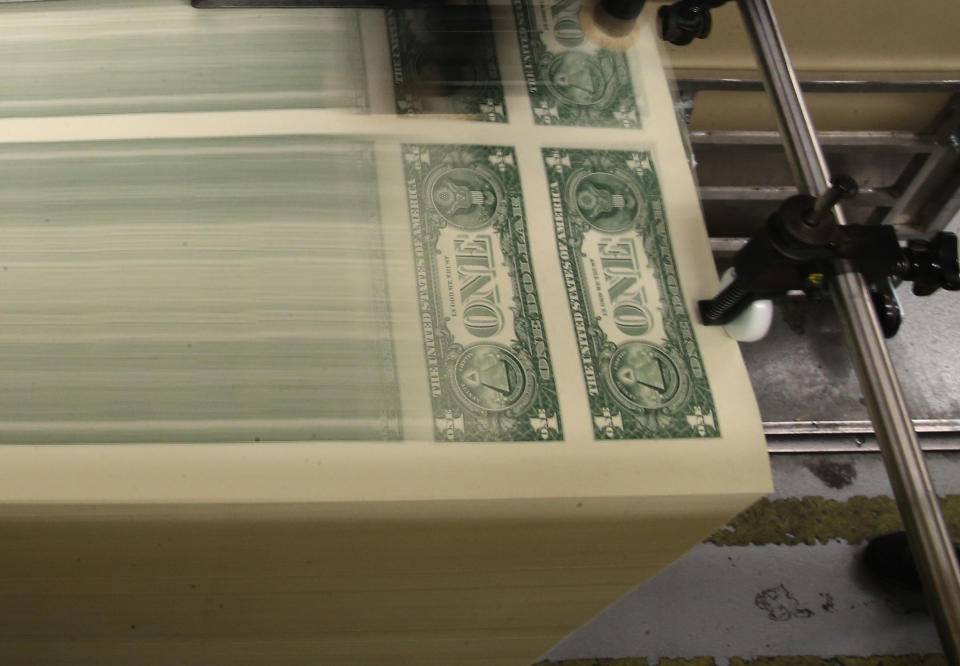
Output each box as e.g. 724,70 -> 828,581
0,10 -> 769,505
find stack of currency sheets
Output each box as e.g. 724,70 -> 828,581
0,1 -> 772,664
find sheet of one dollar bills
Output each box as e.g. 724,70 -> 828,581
0,0 -> 771,507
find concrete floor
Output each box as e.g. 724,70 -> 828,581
543,453 -> 958,664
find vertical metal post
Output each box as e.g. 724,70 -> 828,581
736,0 -> 960,661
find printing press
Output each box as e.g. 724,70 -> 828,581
0,0 -> 958,663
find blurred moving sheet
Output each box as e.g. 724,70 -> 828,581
0,137 -> 403,444
0,0 -> 764,450
0,2 -> 770,665
0,0 -> 369,117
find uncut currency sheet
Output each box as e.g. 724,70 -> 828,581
0,0 -> 769,504
365,0 -> 736,447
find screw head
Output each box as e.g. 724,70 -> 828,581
947,133 -> 960,153
831,174 -> 859,199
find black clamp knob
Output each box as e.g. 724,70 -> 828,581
658,0 -> 727,46
698,174 -> 960,337
901,232 -> 960,296
599,0 -> 647,21
595,0 -> 729,47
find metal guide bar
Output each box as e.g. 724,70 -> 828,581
700,185 -> 894,205
690,129 -> 939,150
681,78 -> 960,236
676,69 -> 960,93
883,98 -> 960,231
691,124 -> 960,235
765,419 -> 960,437
768,437 -> 960,455
736,0 -> 960,661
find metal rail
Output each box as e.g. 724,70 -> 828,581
767,438 -> 960,456
764,418 -> 960,437
736,0 -> 960,661
676,68 -> 960,93
690,129 -> 939,151
699,185 -> 895,206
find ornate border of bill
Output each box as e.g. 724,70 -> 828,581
544,148 -> 719,439
401,143 -> 562,442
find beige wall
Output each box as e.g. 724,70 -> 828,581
666,0 -> 960,72
661,0 -> 960,131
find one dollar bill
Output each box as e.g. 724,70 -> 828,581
387,5 -> 507,122
403,144 -> 561,441
513,0 -> 640,127
544,148 -> 719,439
